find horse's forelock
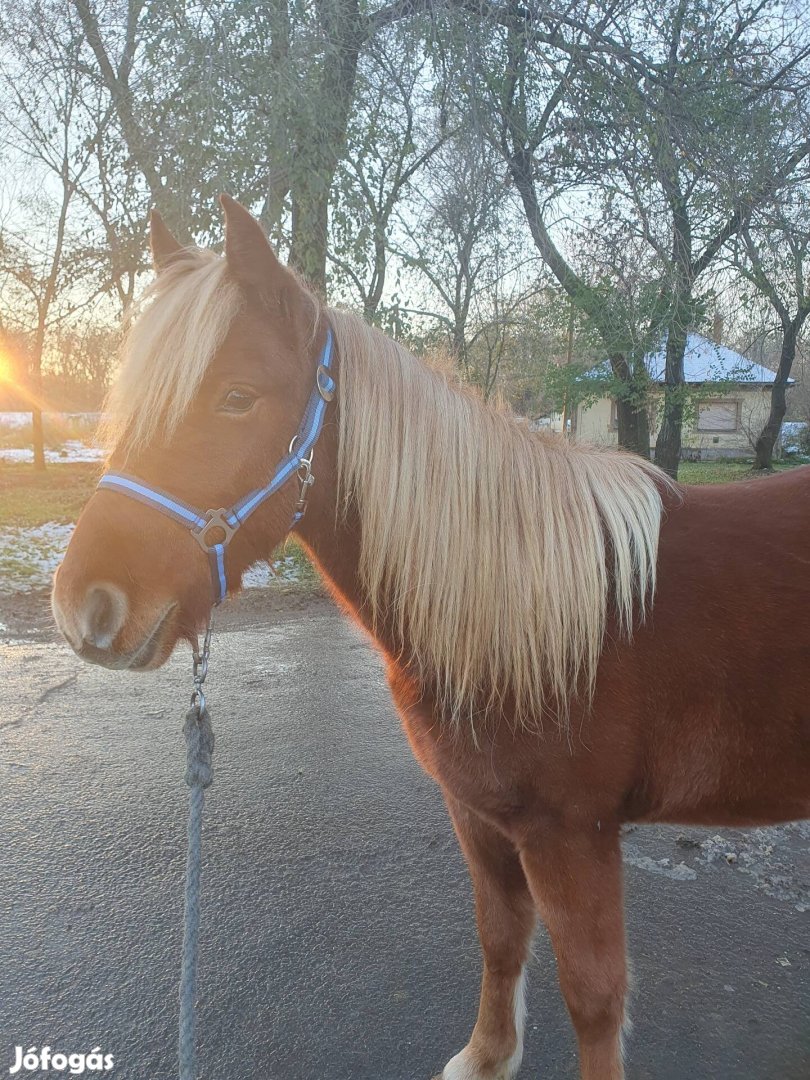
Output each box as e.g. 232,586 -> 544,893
100,251 -> 244,457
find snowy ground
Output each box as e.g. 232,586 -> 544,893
0,411 -> 104,463
0,521 -> 303,594
0,523 -> 75,593
0,440 -> 105,464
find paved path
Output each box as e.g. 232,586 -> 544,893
1,604 -> 808,1079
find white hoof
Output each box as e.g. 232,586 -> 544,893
438,1044 -> 523,1080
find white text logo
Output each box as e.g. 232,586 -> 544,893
9,1047 -> 114,1075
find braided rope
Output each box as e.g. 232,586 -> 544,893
179,704 -> 215,1080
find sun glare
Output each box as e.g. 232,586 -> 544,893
0,350 -> 15,385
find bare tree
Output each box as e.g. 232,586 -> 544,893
71,0 -> 448,292
438,0 -> 810,470
0,0 -> 100,468
328,25 -> 447,321
391,133 -> 542,385
731,188 -> 810,470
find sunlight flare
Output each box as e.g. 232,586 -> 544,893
0,348 -> 16,386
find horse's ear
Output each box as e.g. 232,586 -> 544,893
220,193 -> 286,293
149,210 -> 185,272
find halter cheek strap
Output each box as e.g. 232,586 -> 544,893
97,328 -> 335,605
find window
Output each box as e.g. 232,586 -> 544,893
697,400 -> 740,433
609,398 -> 619,431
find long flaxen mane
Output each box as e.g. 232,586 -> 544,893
103,246 -> 668,728
329,309 -> 668,727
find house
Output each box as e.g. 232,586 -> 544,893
553,332 -> 790,460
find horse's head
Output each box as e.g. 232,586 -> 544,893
52,197 -> 328,669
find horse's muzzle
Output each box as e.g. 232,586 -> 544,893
52,575 -> 176,671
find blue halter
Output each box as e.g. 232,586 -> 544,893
97,328 -> 335,605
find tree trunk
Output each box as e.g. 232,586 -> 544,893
616,398 -> 651,459
29,335 -> 46,472
286,0 -> 363,294
609,353 -> 651,459
508,150 -> 654,457
31,406 -> 45,472
753,321 -> 799,471
654,321 -> 688,478
289,184 -> 330,295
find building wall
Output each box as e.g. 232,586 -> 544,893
574,386 -> 778,458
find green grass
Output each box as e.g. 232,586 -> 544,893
677,457 -> 809,485
0,461 -> 100,527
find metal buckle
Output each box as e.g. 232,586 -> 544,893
316,364 -> 335,401
294,452 -> 315,518
192,508 -> 238,551
190,617 -> 214,712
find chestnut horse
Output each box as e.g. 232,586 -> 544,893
52,197 -> 810,1080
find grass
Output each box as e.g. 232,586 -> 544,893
677,456 -> 810,485
0,461 -> 100,527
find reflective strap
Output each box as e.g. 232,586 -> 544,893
208,544 -> 227,604
231,329 -> 334,525
98,474 -> 207,530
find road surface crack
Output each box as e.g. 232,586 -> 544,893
0,672 -> 79,730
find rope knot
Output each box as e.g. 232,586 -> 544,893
183,705 -> 215,789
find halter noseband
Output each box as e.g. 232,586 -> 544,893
97,328 -> 335,605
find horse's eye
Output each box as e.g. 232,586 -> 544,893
220,388 -> 257,413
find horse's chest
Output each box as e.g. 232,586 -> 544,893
385,662 -> 535,820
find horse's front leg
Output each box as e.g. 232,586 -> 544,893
435,796 -> 536,1080
520,823 -> 628,1080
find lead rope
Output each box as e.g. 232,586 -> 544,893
173,451 -> 319,1078
179,619 -> 215,1080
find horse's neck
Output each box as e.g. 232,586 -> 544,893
293,421 -> 372,632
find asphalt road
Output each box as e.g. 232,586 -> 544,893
1,599 -> 808,1080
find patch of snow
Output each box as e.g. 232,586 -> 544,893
623,845 -> 697,881
0,441 -> 105,463
697,826 -> 810,912
242,554 -> 303,588
0,412 -> 34,429
0,521 -> 302,594
0,522 -> 74,593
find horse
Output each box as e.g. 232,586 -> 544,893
52,196 -> 810,1080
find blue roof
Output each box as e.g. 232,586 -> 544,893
645,332 -> 788,385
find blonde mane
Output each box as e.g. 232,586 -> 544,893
102,248 -> 243,454
104,253 -> 667,728
330,308 -> 667,727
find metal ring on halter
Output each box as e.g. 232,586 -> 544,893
317,364 -> 335,401
288,434 -> 314,465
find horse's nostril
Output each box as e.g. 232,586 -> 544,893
80,584 -> 128,650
